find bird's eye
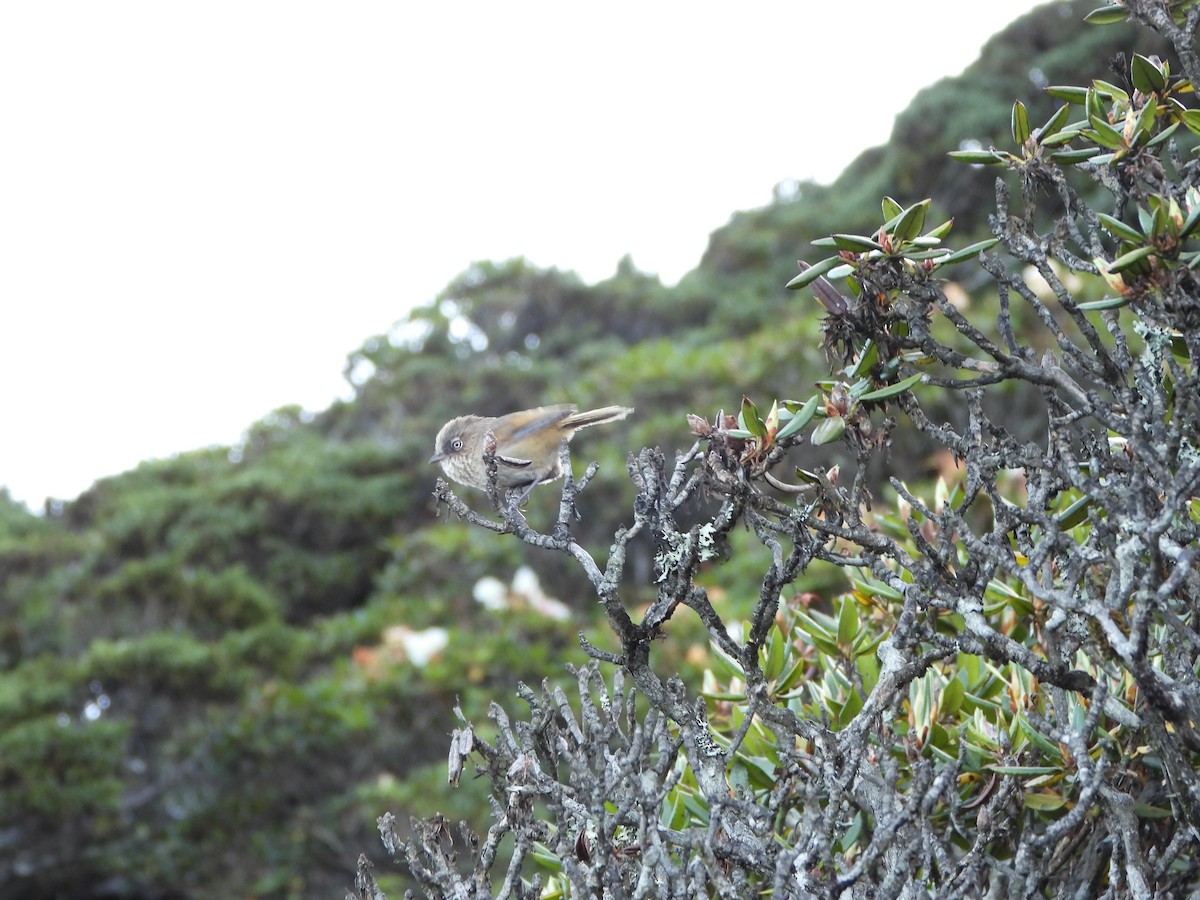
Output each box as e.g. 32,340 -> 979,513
451,438 -> 464,452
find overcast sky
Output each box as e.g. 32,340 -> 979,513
1,1 -> 1048,509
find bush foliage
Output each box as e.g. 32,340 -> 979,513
369,3 -> 1200,898
2,2 -> 1196,898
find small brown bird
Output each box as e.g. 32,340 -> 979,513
429,404 -> 633,501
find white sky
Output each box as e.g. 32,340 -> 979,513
1,1 -> 1046,510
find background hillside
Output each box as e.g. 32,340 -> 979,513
0,2 -> 1174,896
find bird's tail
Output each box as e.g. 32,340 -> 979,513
561,406 -> 634,430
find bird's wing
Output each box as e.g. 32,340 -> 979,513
505,406 -> 574,442
496,454 -> 533,469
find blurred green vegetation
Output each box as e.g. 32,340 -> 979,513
0,3 -> 1170,896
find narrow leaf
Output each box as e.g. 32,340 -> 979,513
1096,212 -> 1145,243
1040,126 -> 1085,146
891,199 -> 931,244
934,238 -> 999,267
948,149 -> 1007,165
786,256 -> 840,290
1132,94 -> 1158,142
1181,109 -> 1200,137
925,218 -> 954,240
988,765 -> 1063,777
763,628 -> 786,682
1180,202 -> 1200,239
1046,147 -> 1103,164
1055,494 -> 1092,528
831,233 -> 886,252
1045,85 -> 1089,104
1023,792 -> 1070,811
837,596 -> 858,648
739,396 -> 765,439
1145,120 -> 1181,147
1108,244 -> 1155,273
1011,100 -> 1031,145
1086,116 -> 1126,149
851,340 -> 879,379
1037,103 -> 1071,140
776,395 -> 819,440
1077,296 -> 1130,310
1092,79 -> 1130,102
1083,4 -> 1129,24
858,372 -> 924,402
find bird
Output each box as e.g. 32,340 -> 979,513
429,404 -> 633,502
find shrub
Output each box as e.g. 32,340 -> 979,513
358,5 -> 1200,897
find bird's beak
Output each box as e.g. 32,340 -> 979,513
428,451 -> 444,464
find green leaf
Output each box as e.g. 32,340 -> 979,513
1016,712 -> 1066,763
1092,79 -> 1130,102
1137,205 -> 1154,234
831,233 -> 886,253
1046,147 -> 1103,164
987,765 -> 1063,776
906,248 -> 951,261
940,677 -> 965,717
925,218 -> 954,240
776,395 -> 819,441
881,196 -> 903,221
1146,120 -> 1181,147
850,340 -> 879,379
810,416 -> 846,446
530,842 -> 563,870
739,396 -> 765,439
794,612 -> 840,656
1108,244 -> 1155,273
836,596 -> 858,648
661,789 -> 688,830
1022,792 -> 1069,811
858,372 -> 924,402
1132,94 -> 1158,143
1133,802 -> 1174,819
1130,53 -> 1167,94
890,199 -> 930,244
1039,126 -> 1084,146
935,238 -> 999,267
850,575 -> 904,602
786,255 -> 840,290
1180,202 -> 1200,239
1045,85 -> 1089,104
775,653 -> 811,695
1085,115 -> 1127,149
948,149 -> 1007,165
836,689 -> 864,728
1181,109 -> 1200,137
1011,100 -> 1031,145
1096,212 -> 1145,243
762,627 -> 786,682
1037,103 -> 1072,140
709,642 -> 746,681
1054,493 -> 1093,528
1077,296 -> 1130,310
1083,4 -> 1129,24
